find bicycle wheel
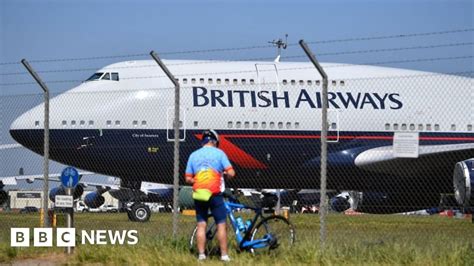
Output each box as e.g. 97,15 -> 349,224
250,215 -> 295,253
189,222 -> 220,256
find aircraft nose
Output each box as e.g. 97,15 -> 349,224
9,106 -> 42,151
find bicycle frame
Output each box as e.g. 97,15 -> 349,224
224,201 -> 272,250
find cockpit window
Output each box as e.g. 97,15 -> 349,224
86,72 -> 104,81
112,72 -> 119,81
102,73 -> 111,80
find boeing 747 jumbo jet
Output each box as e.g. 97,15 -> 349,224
3,59 -> 473,221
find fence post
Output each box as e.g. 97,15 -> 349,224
150,51 -> 181,238
299,40 -> 329,250
21,59 -> 50,227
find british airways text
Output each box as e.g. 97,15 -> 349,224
192,87 -> 403,110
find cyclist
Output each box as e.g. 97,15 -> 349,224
185,129 -> 236,261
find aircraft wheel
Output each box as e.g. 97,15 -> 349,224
130,203 -> 151,222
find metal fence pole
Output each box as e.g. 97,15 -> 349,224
21,59 -> 50,228
150,51 -> 181,238
299,40 -> 329,250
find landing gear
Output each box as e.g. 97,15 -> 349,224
127,203 -> 151,222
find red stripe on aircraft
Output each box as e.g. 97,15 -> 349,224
220,134 -> 474,141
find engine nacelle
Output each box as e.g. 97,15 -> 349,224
0,190 -> 8,205
84,192 -> 105,208
453,160 -> 474,207
330,195 -> 351,212
49,185 -> 84,202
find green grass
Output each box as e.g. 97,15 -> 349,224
0,212 -> 473,265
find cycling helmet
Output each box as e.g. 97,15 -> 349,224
201,129 -> 219,147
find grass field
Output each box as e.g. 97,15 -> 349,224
0,212 -> 473,265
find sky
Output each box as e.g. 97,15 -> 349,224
0,0 -> 473,188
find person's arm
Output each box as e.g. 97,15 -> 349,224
222,152 -> 235,179
185,155 -> 195,184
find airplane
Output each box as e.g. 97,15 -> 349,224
3,58 -> 473,221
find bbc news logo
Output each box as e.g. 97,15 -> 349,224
11,228 -> 139,247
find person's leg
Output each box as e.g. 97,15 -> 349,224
210,195 -> 228,258
197,221 -> 207,255
194,200 -> 209,257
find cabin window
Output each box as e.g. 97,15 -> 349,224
200,78 -> 205,84
331,123 -> 337,130
253,122 -> 258,129
316,80 -> 321,86
290,80 -> 296,85
451,124 -> 456,131
141,121 -> 147,126
295,122 -> 300,129
282,79 -> 288,85
401,124 -> 407,130
332,80 -> 337,86
133,120 -> 138,127
299,80 -> 304,86
236,121 -> 242,128
71,120 -> 76,126
106,120 -> 112,127
35,121 -> 40,127
286,122 -> 292,129
270,122 -> 275,129
340,81 -> 345,86
241,79 -> 246,85
418,124 -> 423,131
194,121 -> 198,127
216,78 -> 221,84
62,120 -> 67,127
249,79 -> 255,85
307,80 -> 312,86
468,124 -> 473,131
88,120 -> 94,126
409,124 -> 415,131
393,123 -> 399,130
115,120 -> 120,126
208,78 -> 213,84
385,123 -> 390,130
111,73 -> 119,81
182,78 -> 188,84
434,124 -> 440,131
233,79 -> 238,85
191,78 -> 196,84
426,124 -> 432,131
225,79 -> 230,84
261,122 -> 267,129
80,120 -> 85,126
228,121 -> 233,128
244,121 -> 250,129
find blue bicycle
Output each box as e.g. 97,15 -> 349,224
189,193 -> 295,254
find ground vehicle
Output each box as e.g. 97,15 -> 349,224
101,204 -> 119,213
189,194 -> 295,255
19,206 -> 39,214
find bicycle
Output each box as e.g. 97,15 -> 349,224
189,193 -> 295,255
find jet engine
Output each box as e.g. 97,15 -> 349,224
49,185 -> 84,202
330,193 -> 351,212
453,159 -> 474,207
84,191 -> 105,208
0,190 -> 8,205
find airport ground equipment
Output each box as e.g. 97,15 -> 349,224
189,193 -> 295,255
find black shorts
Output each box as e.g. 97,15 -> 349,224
194,194 -> 227,224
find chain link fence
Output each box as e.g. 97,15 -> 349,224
1,68 -> 473,248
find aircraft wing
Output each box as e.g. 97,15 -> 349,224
0,172 -> 119,190
353,143 -> 474,174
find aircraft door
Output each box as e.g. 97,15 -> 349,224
327,110 -> 340,142
166,107 -> 186,142
255,64 -> 280,91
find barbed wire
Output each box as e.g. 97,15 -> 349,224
1,55 -> 472,87
1,42 -> 472,76
0,28 -> 472,66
